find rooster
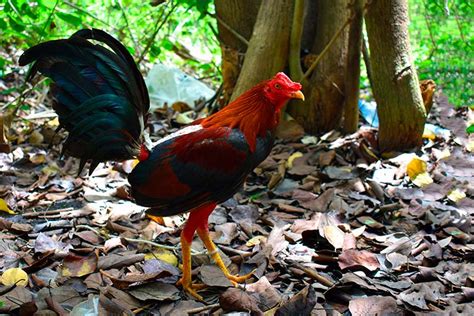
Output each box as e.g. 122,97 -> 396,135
19,29 -> 304,299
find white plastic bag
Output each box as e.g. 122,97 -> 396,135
146,64 -> 215,109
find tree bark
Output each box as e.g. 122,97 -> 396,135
365,0 -> 426,152
230,0 -> 293,101
215,0 -> 261,105
288,0 -> 350,134
343,0 -> 364,133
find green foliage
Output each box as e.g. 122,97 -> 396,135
409,0 -> 473,107
467,124 -> 474,134
0,0 -> 220,82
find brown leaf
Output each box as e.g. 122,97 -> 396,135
100,269 -> 171,289
0,218 -> 32,234
128,283 -> 180,301
74,230 -> 104,245
98,253 -> 145,270
266,224 -> 290,257
61,251 -> 98,277
212,223 -> 238,245
199,265 -> 233,287
275,286 -> 316,316
246,276 -> 282,311
0,286 -> 33,310
35,285 -> 83,311
319,150 -> 336,167
399,281 -> 444,310
348,296 -> 399,316
102,286 -> 142,310
339,249 -> 380,271
323,225 -> 345,249
219,288 -> 263,316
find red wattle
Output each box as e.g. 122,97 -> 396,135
138,144 -> 150,161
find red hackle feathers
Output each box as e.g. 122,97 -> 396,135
200,72 -> 303,152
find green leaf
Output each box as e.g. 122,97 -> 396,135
161,38 -> 174,51
467,124 -> 474,134
0,87 -> 17,95
8,15 -> 26,33
150,44 -> 161,58
0,19 -> 7,30
38,0 -> 58,9
56,12 -> 82,26
196,0 -> 211,15
21,2 -> 39,19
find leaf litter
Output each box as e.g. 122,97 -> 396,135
0,72 -> 473,315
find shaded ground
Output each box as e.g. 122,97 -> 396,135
0,71 -> 473,315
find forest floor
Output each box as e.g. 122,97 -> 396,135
0,70 -> 473,315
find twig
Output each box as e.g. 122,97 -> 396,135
117,0 -> 141,58
132,303 -> 153,314
361,36 -> 374,89
301,16 -> 353,83
22,207 -> 74,218
74,224 -> 193,253
218,244 -> 252,257
292,262 -> 334,287
302,0 -> 372,83
452,3 -> 470,46
214,14 -> 249,46
289,0 -> 305,80
8,0 -> 58,119
187,303 -> 220,314
123,237 -> 179,251
63,1 -> 116,30
137,1 -> 179,63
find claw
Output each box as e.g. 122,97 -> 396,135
177,278 -> 207,301
226,269 -> 255,285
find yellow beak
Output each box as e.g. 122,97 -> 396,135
290,90 -> 305,101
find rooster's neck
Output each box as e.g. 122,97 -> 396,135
201,86 -> 280,152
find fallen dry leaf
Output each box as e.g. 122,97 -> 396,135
348,296 -> 399,316
339,249 -> 380,271
128,283 -> 180,301
61,251 -> 98,277
0,198 -> 15,215
0,267 -> 28,287
323,225 -> 345,249
275,286 -> 316,316
219,288 -> 263,316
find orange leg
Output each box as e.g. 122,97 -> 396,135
177,202 -> 254,299
177,203 -> 216,300
196,225 -> 254,285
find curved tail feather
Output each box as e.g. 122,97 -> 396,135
19,29 -> 149,174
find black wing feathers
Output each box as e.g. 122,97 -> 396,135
19,28 -> 149,174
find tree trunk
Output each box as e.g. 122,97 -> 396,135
215,0 -> 261,105
365,0 -> 426,152
230,0 -> 293,101
343,0 -> 364,133
288,0 -> 350,134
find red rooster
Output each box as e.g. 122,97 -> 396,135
19,29 -> 304,299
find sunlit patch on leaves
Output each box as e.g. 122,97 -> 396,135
144,249 -> 178,267
447,189 -> 466,203
60,251 -> 98,277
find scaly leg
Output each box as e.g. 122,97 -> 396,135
177,230 -> 206,300
177,203 -> 216,300
197,224 -> 254,285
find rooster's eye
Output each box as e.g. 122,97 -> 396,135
274,83 -> 281,89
